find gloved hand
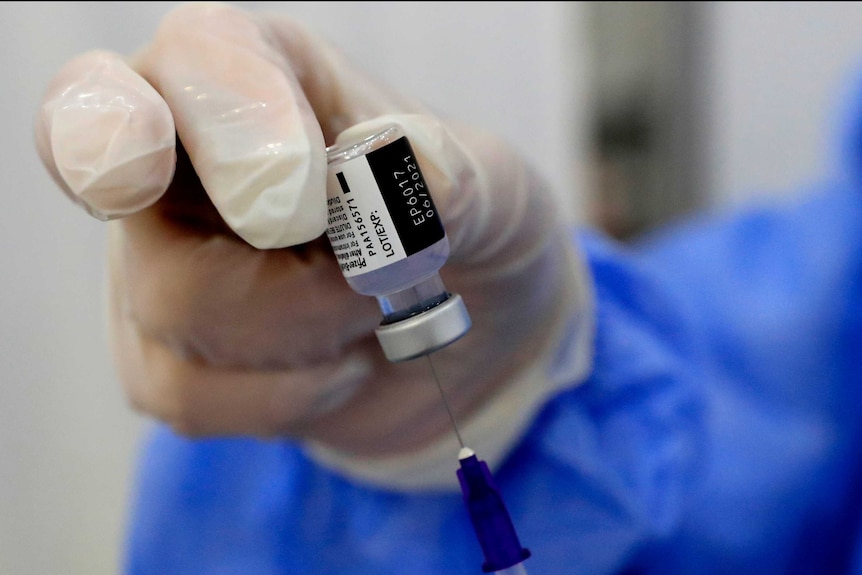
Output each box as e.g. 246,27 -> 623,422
34,2 -> 593,489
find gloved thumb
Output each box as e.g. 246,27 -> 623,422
333,113 -> 565,274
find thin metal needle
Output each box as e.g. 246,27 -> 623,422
426,354 -> 465,448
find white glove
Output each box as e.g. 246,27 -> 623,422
34,2 -> 594,490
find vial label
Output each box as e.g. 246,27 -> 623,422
326,136 -> 445,277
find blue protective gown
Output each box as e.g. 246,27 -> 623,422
125,78 -> 862,575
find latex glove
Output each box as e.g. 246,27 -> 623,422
34,2 -> 594,489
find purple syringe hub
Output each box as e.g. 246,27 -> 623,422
457,452 -> 531,573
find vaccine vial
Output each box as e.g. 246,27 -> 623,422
325,124 -> 471,362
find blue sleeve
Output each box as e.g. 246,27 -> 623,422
625,184 -> 862,573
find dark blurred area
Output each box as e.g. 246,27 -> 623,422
584,2 -> 710,242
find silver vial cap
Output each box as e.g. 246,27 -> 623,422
374,294 -> 471,362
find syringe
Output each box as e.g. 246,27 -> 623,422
426,357 -> 530,574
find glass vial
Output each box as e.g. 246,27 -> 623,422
325,124 -> 471,362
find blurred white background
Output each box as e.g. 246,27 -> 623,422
3,2 -> 862,574
705,2 -> 862,206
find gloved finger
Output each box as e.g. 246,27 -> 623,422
132,2 -> 423,249
331,114 -> 562,272
34,50 -> 176,221
111,302 -> 376,437
110,206 -> 381,370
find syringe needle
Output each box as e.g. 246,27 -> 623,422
426,354 -> 464,448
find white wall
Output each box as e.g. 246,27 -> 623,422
0,2 -> 587,574
703,2 -> 862,207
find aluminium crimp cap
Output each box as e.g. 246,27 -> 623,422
374,294 -> 471,362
